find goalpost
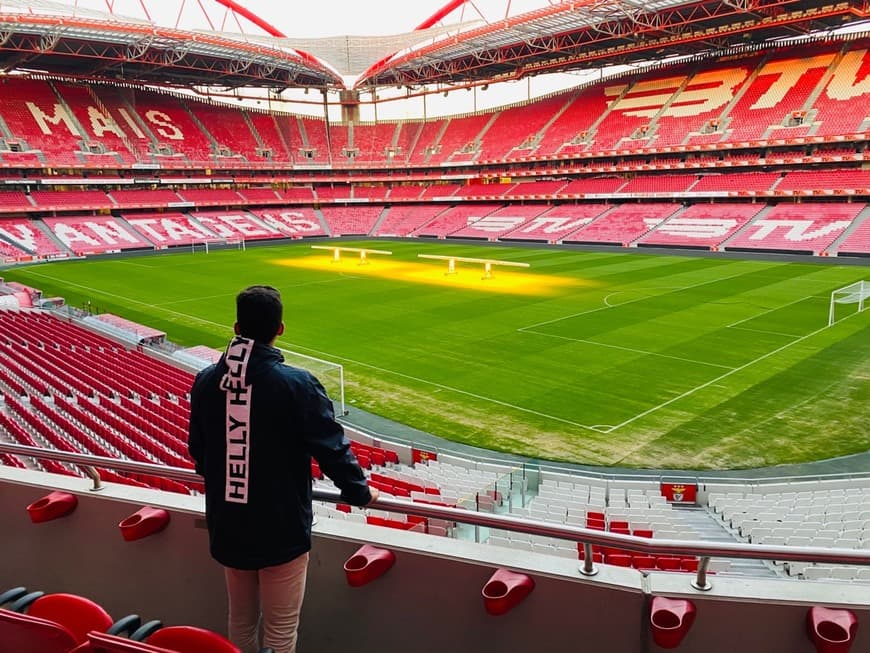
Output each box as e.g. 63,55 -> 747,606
278,347 -> 346,415
828,280 -> 869,326
191,237 -> 246,254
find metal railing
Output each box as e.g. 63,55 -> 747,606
2,441 -> 869,592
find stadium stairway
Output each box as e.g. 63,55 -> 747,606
827,205 -> 870,255
717,204 -> 775,250
681,504 -> 778,577
35,220 -> 71,258
369,206 -> 392,236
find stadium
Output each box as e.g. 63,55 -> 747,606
0,0 -> 868,651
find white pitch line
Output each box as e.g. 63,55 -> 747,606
727,325 -> 804,339
518,267 -> 755,331
725,294 -> 821,328
111,260 -> 157,269
603,292 -> 623,307
274,339 -> 603,433
521,329 -> 736,370
21,270 -> 601,433
154,277 -> 357,306
604,308 -> 866,433
155,292 -> 238,306
15,271 -> 236,332
603,286 -> 688,308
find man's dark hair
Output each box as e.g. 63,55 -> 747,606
236,285 -> 283,343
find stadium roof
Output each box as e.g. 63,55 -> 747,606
0,1 -> 345,88
0,0 -> 866,91
354,0 -> 870,89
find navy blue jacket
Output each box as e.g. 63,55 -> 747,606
188,341 -> 371,570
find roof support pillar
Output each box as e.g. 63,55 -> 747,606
339,90 -> 361,124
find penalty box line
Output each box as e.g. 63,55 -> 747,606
724,294 -> 828,330
603,308 -> 866,434
520,294 -> 829,369
519,329 -> 736,370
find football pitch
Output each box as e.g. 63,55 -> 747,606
5,240 -> 868,470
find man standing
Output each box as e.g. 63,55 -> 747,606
189,285 -> 377,653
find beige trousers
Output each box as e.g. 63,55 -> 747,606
224,553 -> 309,653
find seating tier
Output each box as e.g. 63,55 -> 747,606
564,203 -> 681,245
374,205 -> 446,237
246,207 -> 326,237
320,206 -> 383,236
501,204 -> 612,242
42,216 -> 150,255
725,203 -> 865,255
412,204 -> 503,237
637,204 -> 764,249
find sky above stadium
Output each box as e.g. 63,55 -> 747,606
239,0 -> 563,38
229,0 -> 465,37
72,0 -> 553,38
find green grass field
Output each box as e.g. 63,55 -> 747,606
4,240 -> 868,470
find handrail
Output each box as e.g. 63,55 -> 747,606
2,441 -> 869,591
0,442 -> 201,484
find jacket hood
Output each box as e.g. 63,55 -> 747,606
220,336 -> 285,387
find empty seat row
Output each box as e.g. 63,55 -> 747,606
0,586 -> 264,652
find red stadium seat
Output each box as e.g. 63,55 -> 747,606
25,593 -> 114,644
587,511 -> 605,522
145,626 -> 240,652
412,203 -> 502,238
89,631 -> 175,652
90,628 -> 273,653
656,557 -> 682,571
610,527 -> 631,535
576,544 -> 604,563
632,556 -> 657,570
606,554 -> 633,567
0,591 -> 139,653
563,203 -> 681,246
725,203 -> 863,255
0,608 -> 83,653
373,204 -> 445,237
680,558 -> 700,572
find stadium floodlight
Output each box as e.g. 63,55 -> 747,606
828,280 -> 868,326
417,253 -> 530,279
311,245 -> 392,264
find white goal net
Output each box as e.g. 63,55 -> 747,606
278,347 -> 346,415
191,237 -> 246,254
828,280 -> 869,326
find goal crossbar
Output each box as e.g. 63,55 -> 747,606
828,280 -> 869,326
191,237 -> 245,253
